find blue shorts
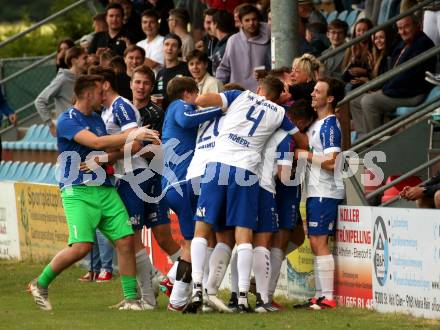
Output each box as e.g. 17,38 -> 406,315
164,180 -> 197,240
195,162 -> 259,230
255,187 -> 278,233
117,171 -> 170,231
275,181 -> 302,230
306,197 -> 343,236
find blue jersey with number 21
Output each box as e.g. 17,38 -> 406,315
210,90 -> 299,174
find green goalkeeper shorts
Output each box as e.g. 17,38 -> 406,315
61,185 -> 134,245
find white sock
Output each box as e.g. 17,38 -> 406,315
253,246 -> 271,304
316,254 -> 335,300
202,247 -> 214,290
313,257 -> 322,299
268,247 -> 284,302
169,280 -> 190,307
230,249 -> 239,294
237,243 -> 253,294
206,243 -> 232,295
167,260 -> 179,284
169,248 -> 182,263
191,237 -> 208,285
135,249 -> 156,306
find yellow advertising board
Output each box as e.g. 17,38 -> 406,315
15,183 -> 68,261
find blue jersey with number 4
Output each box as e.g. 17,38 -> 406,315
210,90 -> 298,174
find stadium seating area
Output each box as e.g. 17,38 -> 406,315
0,160 -> 57,184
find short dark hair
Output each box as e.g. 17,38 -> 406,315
287,99 -> 316,122
164,33 -> 182,49
318,77 -> 346,108
186,49 -> 209,63
212,10 -> 236,34
93,12 -> 106,23
57,38 -> 75,52
105,3 -> 124,17
124,45 -> 146,59
141,8 -> 160,21
132,64 -> 155,85
328,19 -> 348,35
306,22 -> 327,35
167,77 -> 198,101
260,76 -> 285,101
65,46 -> 86,68
109,55 -> 126,74
74,74 -> 103,98
88,65 -> 118,91
204,8 -> 218,18
238,5 -> 260,21
169,8 -> 190,26
223,83 -> 245,91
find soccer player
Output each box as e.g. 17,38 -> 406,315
28,75 -> 158,311
268,99 -> 315,307
188,76 -> 308,313
130,65 -> 182,290
294,77 -> 345,309
161,77 -> 226,311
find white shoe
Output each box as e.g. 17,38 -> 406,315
206,294 -> 233,313
139,299 -> 155,310
28,279 -> 52,311
118,299 -> 144,311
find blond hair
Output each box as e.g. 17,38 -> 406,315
292,53 -> 322,82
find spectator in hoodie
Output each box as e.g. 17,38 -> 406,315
35,46 -> 88,136
210,9 -> 236,76
216,4 -> 270,92
360,15 -> 435,133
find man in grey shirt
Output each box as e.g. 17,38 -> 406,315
34,46 -> 88,135
321,19 -> 348,79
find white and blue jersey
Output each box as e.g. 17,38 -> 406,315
305,114 -> 344,236
161,99 -> 222,240
101,96 -> 147,176
57,108 -> 112,189
305,114 -> 344,199
212,90 -> 299,174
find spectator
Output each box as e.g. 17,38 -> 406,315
0,88 -> 16,161
136,9 -> 165,75
110,55 -> 132,100
210,9 -> 236,76
92,12 -> 108,33
298,0 -> 327,26
195,8 -> 218,73
187,50 -> 223,95
216,4 -> 270,92
305,22 -> 330,57
205,0 -> 246,14
35,46 -> 88,136
289,53 -> 322,102
124,45 -> 145,78
360,15 -> 436,133
153,34 -> 191,108
113,0 -> 144,43
401,171 -> 440,208
167,8 -> 195,60
350,28 -> 395,138
143,0 -> 175,36
322,19 -> 349,79
99,49 -> 116,67
183,0 -> 208,43
88,3 -> 135,56
341,18 -> 374,92
56,39 -> 75,71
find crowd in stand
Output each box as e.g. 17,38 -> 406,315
25,0 -> 439,314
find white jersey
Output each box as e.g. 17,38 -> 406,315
186,115 -> 224,180
211,90 -> 298,174
258,130 -> 292,194
101,96 -> 148,175
306,114 -> 345,199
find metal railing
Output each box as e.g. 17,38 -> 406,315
318,0 -> 437,62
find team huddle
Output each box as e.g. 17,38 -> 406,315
28,65 -> 346,313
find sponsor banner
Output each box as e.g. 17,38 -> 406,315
15,183 -> 69,261
372,208 -> 440,319
0,182 -> 20,259
334,206 -> 373,308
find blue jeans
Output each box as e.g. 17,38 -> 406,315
88,229 -> 114,273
